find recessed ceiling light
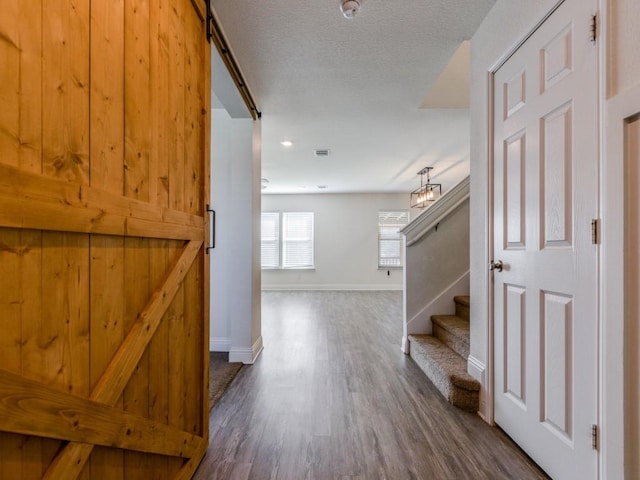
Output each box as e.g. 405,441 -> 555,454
280,140 -> 293,147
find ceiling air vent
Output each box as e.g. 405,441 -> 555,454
314,149 -> 331,157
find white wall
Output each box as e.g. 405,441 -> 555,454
210,108 -> 262,363
609,0 -> 640,98
262,193 -> 420,290
405,199 -> 470,335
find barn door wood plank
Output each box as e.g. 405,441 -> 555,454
152,0 -> 171,210
0,0 -> 43,172
168,0 -> 186,213
89,0 -> 126,476
148,239 -> 171,478
90,0 -> 124,194
148,0 -> 172,467
90,236 -> 126,479
41,239 -> 201,480
184,253 -> 203,435
123,236 -> 153,477
184,4 -> 210,459
40,231 -> 91,472
0,369 -> 205,458
0,3 -> 45,474
184,2 -> 203,218
0,227 -> 46,478
124,0 -> 151,204
0,229 -> 22,476
17,230 -> 45,479
3,4 -> 46,474
42,0 -> 90,185
0,1 -> 20,168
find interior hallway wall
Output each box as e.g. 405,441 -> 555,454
210,107 -> 262,363
262,193 -> 420,290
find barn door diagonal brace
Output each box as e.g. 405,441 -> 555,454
41,240 -> 203,480
0,369 -> 205,458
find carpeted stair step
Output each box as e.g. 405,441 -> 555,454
431,314 -> 470,359
454,295 -> 470,322
408,334 -> 479,412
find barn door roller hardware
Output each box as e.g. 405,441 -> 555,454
206,0 -> 213,43
206,205 -> 216,253
206,1 -> 262,120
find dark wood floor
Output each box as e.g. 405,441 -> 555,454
194,291 -> 548,480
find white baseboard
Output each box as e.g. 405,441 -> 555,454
468,355 -> 489,423
467,355 -> 485,381
229,336 -> 264,364
401,335 -> 409,354
406,271 -> 470,335
262,284 -> 403,291
209,337 -> 231,352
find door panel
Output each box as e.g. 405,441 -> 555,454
492,1 -> 598,478
0,0 -> 211,478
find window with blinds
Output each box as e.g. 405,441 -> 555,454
282,212 -> 314,269
378,210 -> 409,268
261,211 -> 315,269
261,212 -> 280,269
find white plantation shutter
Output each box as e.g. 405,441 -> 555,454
261,212 -> 280,268
378,210 -> 409,267
283,212 -> 314,269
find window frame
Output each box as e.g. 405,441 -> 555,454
378,210 -> 409,269
260,211 -> 281,269
260,211 -> 315,270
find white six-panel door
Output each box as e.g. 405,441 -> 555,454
492,0 -> 598,478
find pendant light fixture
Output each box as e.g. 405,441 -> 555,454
410,167 -> 441,208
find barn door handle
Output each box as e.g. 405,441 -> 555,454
206,205 -> 215,253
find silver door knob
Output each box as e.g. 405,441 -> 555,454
489,260 -> 504,272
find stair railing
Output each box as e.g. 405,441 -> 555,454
400,176 -> 470,354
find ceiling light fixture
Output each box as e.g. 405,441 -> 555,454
280,140 -> 293,147
410,167 -> 441,208
340,0 -> 362,19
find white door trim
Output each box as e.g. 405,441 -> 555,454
601,81 -> 640,480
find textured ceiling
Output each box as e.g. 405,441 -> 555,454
211,0 -> 496,194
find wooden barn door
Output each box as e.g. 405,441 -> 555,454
0,1 -> 211,479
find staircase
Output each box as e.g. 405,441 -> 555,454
408,296 -> 480,412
